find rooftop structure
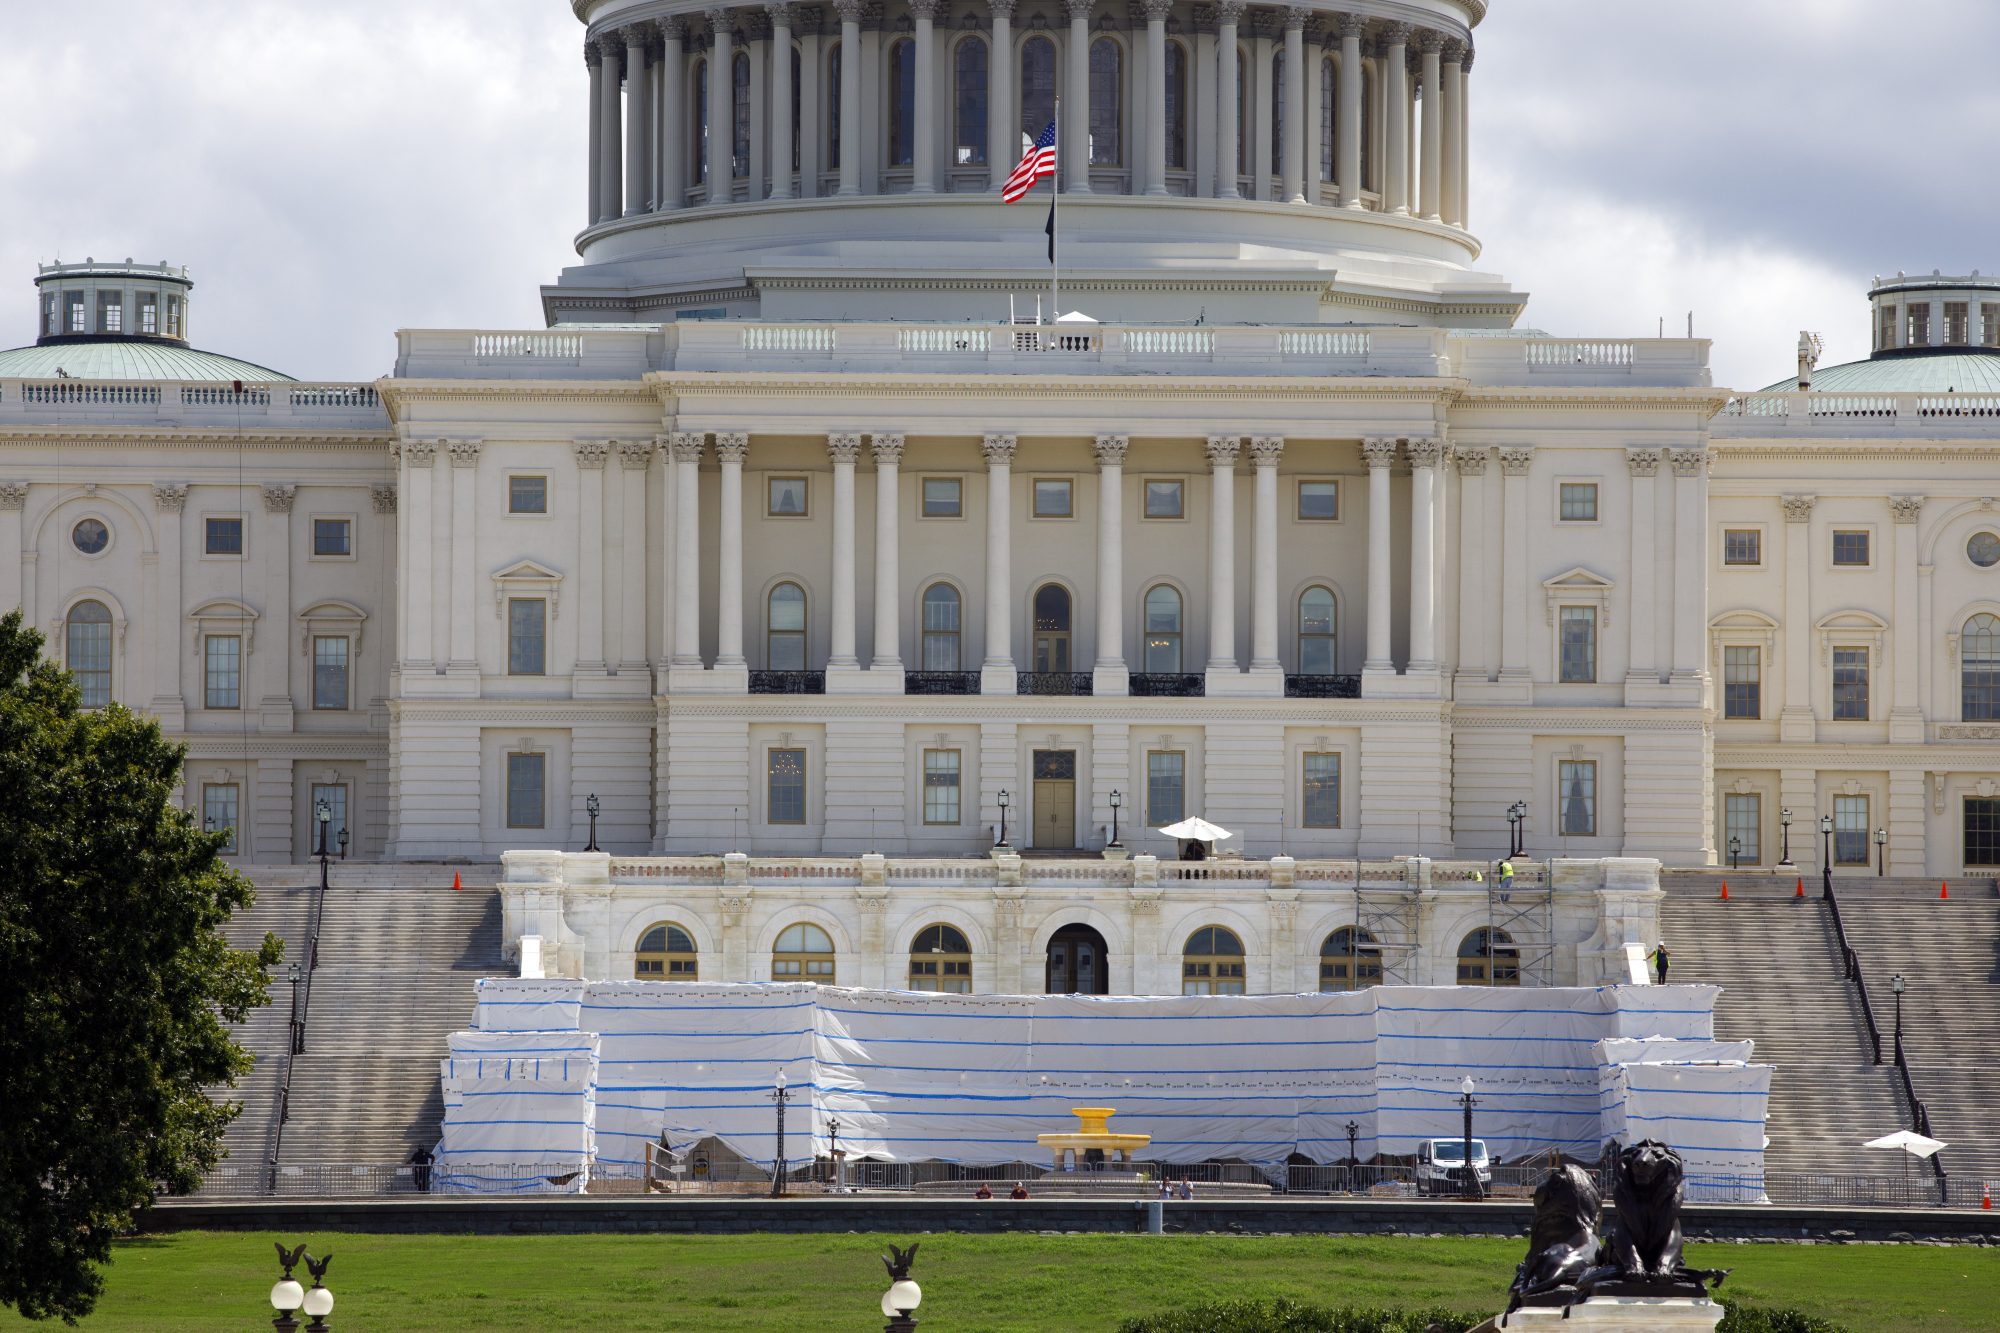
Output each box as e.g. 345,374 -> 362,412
0,259 -> 289,382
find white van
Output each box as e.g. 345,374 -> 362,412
1414,1137 -> 1492,1196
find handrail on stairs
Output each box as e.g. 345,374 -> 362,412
1823,878 -> 1948,1203
266,862 -> 332,1193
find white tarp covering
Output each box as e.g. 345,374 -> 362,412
443,981 -> 1765,1193
1597,1037 -> 1772,1201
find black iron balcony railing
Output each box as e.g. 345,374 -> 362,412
748,670 -> 826,694
905,671 -> 981,695
1285,673 -> 1363,699
1017,672 -> 1094,696
1130,673 -> 1205,697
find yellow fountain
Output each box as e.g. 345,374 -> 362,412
1036,1107 -> 1152,1172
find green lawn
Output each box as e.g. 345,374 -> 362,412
3,1232 -> 1994,1332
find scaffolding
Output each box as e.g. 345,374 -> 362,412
1352,861 -> 1422,987
1486,858 -> 1558,987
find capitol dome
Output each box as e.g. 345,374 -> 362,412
0,260 -> 290,381
1765,271 -> 2000,394
546,0 -> 1514,327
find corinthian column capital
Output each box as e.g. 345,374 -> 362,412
1204,435 -> 1241,466
981,433 -> 1018,465
1094,434 -> 1130,466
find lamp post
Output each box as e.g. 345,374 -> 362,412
996,789 -> 1011,848
770,1068 -> 792,1197
1459,1076 -> 1483,1201
827,1115 -> 843,1192
1729,836 -> 1741,871
269,1244 -> 305,1333
1506,801 -> 1527,857
1820,814 -> 1834,896
1778,807 -> 1794,867
880,1245 -> 922,1333
1874,826 -> 1887,877
300,1254 -> 334,1333
584,792 -> 601,852
1344,1119 -> 1360,1193
1107,789 -> 1122,849
1891,973 -> 1905,1053
287,962 -> 304,1056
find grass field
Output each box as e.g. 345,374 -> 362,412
2,1231 -> 1993,1332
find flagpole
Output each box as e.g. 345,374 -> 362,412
1051,96 -> 1060,323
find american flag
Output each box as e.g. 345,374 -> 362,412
1002,122 -> 1058,202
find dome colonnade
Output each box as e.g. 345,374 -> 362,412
580,0 -> 1474,228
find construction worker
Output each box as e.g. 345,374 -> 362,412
1497,858 -> 1514,902
1648,941 -> 1670,985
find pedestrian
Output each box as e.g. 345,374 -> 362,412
974,1183 -> 993,1199
1649,941 -> 1670,985
1010,1181 -> 1030,1200
1177,1178 -> 1194,1200
408,1145 -> 435,1193
1157,1176 -> 1170,1198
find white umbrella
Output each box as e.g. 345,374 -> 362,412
1863,1130 -> 1947,1159
1156,816 -> 1233,843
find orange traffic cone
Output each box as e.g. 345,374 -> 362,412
452,870 -> 463,892
1719,881 -> 1729,901
1941,881 -> 1950,900
1983,1183 -> 1992,1210
1794,877 -> 1805,898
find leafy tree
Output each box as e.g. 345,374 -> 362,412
0,610 -> 277,1321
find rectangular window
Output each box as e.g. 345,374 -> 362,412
505,753 -> 546,829
1834,794 -> 1870,865
1558,482 -> 1599,522
312,517 -> 352,557
508,475 -> 548,514
1146,750 -> 1186,827
202,783 -> 240,854
203,635 -> 241,710
1302,752 -> 1341,828
767,476 -> 808,516
922,749 -> 961,825
1966,797 -> 2000,867
1722,645 -> 1761,720
1725,792 -> 1761,865
42,293 -> 56,336
1723,529 -> 1762,566
313,636 -> 350,710
166,295 -> 182,338
139,295 -> 158,335
310,783 -> 349,849
1986,308 -> 2000,349
508,598 -> 546,676
204,516 -> 243,555
1557,759 -> 1597,837
768,748 -> 807,824
1945,302 -> 1969,345
1558,606 -> 1597,683
1832,647 -> 1870,721
921,477 -> 962,517
1879,305 -> 1898,351
1297,480 -> 1339,521
1033,478 -> 1073,518
66,291 -> 86,333
1908,305 -> 1931,346
1144,479 -> 1184,519
1832,530 -> 1870,566
98,291 -> 122,334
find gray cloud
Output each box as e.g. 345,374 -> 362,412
1,0 -> 1990,389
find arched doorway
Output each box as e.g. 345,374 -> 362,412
1046,923 -> 1110,995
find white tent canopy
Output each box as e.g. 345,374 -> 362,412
1156,816 -> 1233,842
1863,1130 -> 1947,1158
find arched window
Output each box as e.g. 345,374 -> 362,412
1183,926 -> 1247,995
909,924 -> 973,993
1089,38 -> 1122,166
773,922 -> 837,983
1143,586 -> 1182,674
1033,583 -> 1072,673
1457,928 -> 1520,987
922,583 -> 962,671
636,922 -> 699,979
66,600 -> 112,708
1319,927 -> 1381,991
732,51 -> 752,179
955,37 -> 988,165
827,43 -> 842,170
1319,56 -> 1336,182
1164,42 -> 1188,170
1964,613 -> 2000,720
1298,586 -> 1337,675
888,38 -> 916,167
768,582 -> 807,670
1021,37 -> 1057,153
693,58 -> 710,185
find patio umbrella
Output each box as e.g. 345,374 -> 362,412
1156,816 -> 1234,843
1862,1130 -> 1946,1158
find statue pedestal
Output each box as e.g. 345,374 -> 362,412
1501,1298 -> 1722,1331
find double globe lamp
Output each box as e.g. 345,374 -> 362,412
269,1253 -> 333,1331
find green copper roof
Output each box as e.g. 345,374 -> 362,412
0,340 -> 291,382
1761,350 -> 2000,395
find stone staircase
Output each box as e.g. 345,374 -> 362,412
204,882 -> 316,1192
1656,889 -> 1912,1177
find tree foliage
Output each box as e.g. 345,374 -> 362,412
0,610 -> 277,1321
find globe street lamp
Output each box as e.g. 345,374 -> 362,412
1344,1119 -> 1361,1193
1729,836 -> 1741,871
1874,826 -> 1887,877
770,1068 -> 792,1198
1819,814 -> 1834,896
1459,1077 -> 1483,1201
880,1243 -> 922,1333
995,789 -> 1011,848
1107,789 -> 1123,849
269,1243 -> 306,1333
584,792 -> 601,852
1778,807 -> 1794,867
827,1115 -> 845,1193
300,1253 -> 334,1333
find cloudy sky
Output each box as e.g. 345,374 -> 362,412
2,0 -> 1994,389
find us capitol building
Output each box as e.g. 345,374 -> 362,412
3,0 -> 1997,988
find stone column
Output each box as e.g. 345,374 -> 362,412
1205,435 -> 1240,675
575,441 -> 610,672
1625,449 -> 1661,690
626,26 -> 653,215
256,485 -> 298,725
598,37 -> 625,223
661,21 -> 687,209
617,441 -> 655,669
1093,435 -> 1129,694
1336,14 -> 1364,207
1215,1 -> 1243,198
911,0 -> 940,192
1143,0 -> 1171,195
150,483 -> 187,724
586,44 -> 605,225
1670,447 -> 1708,687
1451,449 -> 1487,683
871,434 -> 905,672
768,4 -> 795,198
1406,436 -> 1440,670
446,442 -> 480,676
1380,23 -> 1409,214
1249,436 -> 1283,672
1498,446 -> 1533,683
1440,40 -> 1464,226
1779,492 -> 1816,740
988,0 -> 1017,188
671,432 -> 706,666
715,433 -> 748,667
1416,31 -> 1441,221
404,441 -> 437,670
980,434 -> 1018,693
1889,495 -> 1925,742
836,0 -> 863,194
1362,438 -> 1395,672
828,433 -> 862,668
1064,0 -> 1093,192
1282,9 -> 1307,203
1457,47 -> 1472,227
708,9 -> 734,201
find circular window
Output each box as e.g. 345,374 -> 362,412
1969,532 -> 2000,568
71,518 -> 109,555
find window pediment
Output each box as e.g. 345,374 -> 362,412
298,599 -> 368,655
1542,567 -> 1614,627
188,598 -> 259,658
492,559 -> 563,619
1814,609 -> 1887,664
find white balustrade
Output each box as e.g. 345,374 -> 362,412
182,385 -> 271,406
471,332 -> 584,359
1719,394 -> 1791,418
741,326 -> 837,352
21,382 -> 160,405
1807,394 -> 1896,418
1279,330 -> 1371,357
1524,340 -> 1635,368
289,385 -> 380,409
897,328 -> 991,353
1119,329 -> 1216,356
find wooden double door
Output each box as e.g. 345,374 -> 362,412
1031,749 -> 1076,850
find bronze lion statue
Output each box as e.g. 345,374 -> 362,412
1503,1164 -> 1601,1323
1567,1141 -> 1728,1309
